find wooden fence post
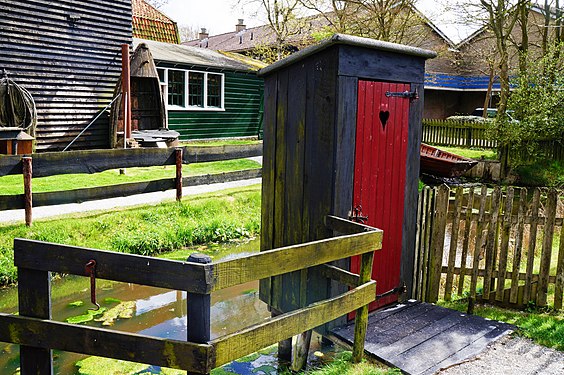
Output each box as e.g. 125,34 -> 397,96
175,148 -> 183,201
427,185 -> 449,303
18,265 -> 52,374
538,189 -> 557,306
352,250 -> 375,363
444,187 -> 463,301
524,189 -> 541,304
187,253 -> 211,375
23,156 -> 33,226
483,186 -> 501,300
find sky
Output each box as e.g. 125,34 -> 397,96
160,0 -> 264,35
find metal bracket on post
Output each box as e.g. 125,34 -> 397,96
385,89 -> 418,101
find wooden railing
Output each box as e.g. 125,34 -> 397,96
0,215 -> 382,374
413,185 -> 564,310
0,144 -> 262,225
422,119 -> 496,149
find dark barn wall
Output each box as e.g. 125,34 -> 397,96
423,89 -> 486,119
0,0 -> 132,151
166,70 -> 264,140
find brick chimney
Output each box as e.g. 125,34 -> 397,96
235,19 -> 246,32
199,28 -> 209,40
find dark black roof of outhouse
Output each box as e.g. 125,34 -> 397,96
258,34 -> 437,76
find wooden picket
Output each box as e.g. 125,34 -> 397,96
415,185 -> 564,309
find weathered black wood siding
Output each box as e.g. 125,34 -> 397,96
0,0 -> 132,151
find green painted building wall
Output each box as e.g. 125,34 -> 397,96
167,71 -> 264,140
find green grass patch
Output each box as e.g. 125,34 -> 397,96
181,139 -> 261,147
438,146 -> 498,160
438,299 -> 564,350
284,351 -> 399,375
512,159 -> 564,188
0,159 -> 260,195
0,185 -> 261,286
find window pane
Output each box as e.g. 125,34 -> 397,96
157,68 -> 165,84
207,74 -> 222,108
168,70 -> 185,107
188,72 -> 204,107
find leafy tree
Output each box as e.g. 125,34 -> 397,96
503,43 -> 564,164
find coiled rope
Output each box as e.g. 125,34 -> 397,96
0,69 -> 37,137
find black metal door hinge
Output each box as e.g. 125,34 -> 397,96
385,89 -> 418,101
376,282 -> 407,299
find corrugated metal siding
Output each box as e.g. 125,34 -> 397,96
0,0 -> 132,151
167,71 -> 264,139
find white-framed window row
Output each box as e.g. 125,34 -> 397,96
157,67 -> 225,111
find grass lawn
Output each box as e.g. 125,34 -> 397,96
438,146 -> 498,160
180,139 -> 261,147
0,185 -> 262,286
0,158 -> 261,195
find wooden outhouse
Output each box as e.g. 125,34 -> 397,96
258,34 -> 435,324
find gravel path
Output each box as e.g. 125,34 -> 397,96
437,336 -> 564,375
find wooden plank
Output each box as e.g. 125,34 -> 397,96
428,185 -> 449,303
211,280 -> 377,367
537,189 -> 557,306
175,148 -> 182,202
555,195 -> 564,309
390,314 -> 501,374
441,266 -> 558,284
401,82 -> 426,300
0,313 -> 212,374
510,188 -> 527,304
445,187 -> 463,300
421,187 -> 434,302
23,157 -> 33,226
458,186 -> 475,296
320,264 -> 361,288
212,230 -> 382,291
14,239 -> 210,294
524,188 -> 541,304
413,188 -> 424,300
496,187 -> 514,302
325,215 -> 376,235
258,74 -> 277,305
427,325 -> 513,374
0,145 -> 262,178
483,186 -> 501,300
353,251 -> 375,362
470,185 -> 488,299
18,267 -> 52,374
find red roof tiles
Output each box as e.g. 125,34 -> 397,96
132,0 -> 180,44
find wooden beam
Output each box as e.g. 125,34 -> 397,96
319,264 -> 361,288
325,215 -> 378,234
211,231 -> 382,291
13,239 -> 211,294
0,313 -> 212,374
211,280 -> 376,367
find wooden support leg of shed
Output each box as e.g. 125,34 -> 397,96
271,309 -> 292,364
291,330 -> 312,371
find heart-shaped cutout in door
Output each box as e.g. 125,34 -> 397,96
379,110 -> 390,129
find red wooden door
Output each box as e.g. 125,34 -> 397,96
351,80 -> 411,311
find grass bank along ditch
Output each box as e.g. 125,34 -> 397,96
0,185 -> 261,286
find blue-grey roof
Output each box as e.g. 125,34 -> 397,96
258,34 -> 437,76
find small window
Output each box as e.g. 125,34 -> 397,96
168,70 -> 185,107
188,72 -> 204,107
207,74 -> 222,108
157,68 -> 165,84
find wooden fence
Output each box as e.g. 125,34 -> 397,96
422,119 -> 497,149
413,185 -> 564,310
0,215 -> 382,374
0,144 -> 262,225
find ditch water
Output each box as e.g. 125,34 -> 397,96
0,239 -> 285,374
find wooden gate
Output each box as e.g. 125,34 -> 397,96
351,80 -> 411,310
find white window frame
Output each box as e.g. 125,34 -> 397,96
157,67 -> 225,111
